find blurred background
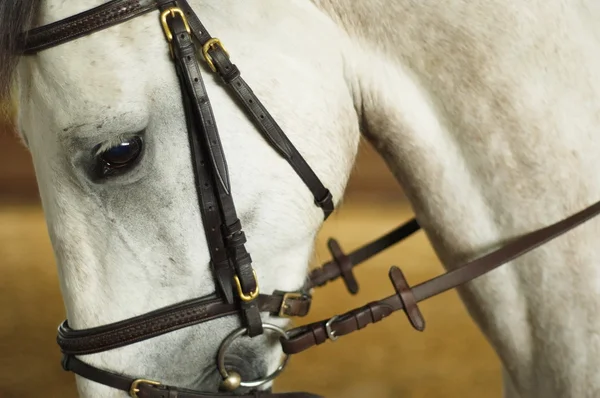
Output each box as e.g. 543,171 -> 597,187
0,107 -> 501,397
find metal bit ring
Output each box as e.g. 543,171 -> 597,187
217,323 -> 290,389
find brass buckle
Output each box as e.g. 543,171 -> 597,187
234,270 -> 259,302
129,379 -> 161,398
160,7 -> 191,58
278,292 -> 303,317
202,38 -> 229,73
160,7 -> 191,42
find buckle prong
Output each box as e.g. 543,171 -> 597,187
129,379 -> 161,398
202,38 -> 229,72
234,270 -> 259,302
278,292 -> 303,317
325,315 -> 340,341
160,7 -> 191,42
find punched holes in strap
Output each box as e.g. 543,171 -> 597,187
222,219 -> 242,238
327,238 -> 359,295
388,266 -> 426,332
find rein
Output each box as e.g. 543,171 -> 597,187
19,0 -> 600,397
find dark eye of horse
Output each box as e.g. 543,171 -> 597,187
95,137 -> 143,177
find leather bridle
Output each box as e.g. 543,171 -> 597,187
18,0 -> 600,397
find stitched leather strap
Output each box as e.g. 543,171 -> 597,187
62,355 -> 322,398
54,214 -> 418,356
57,292 -> 311,356
282,199 -> 600,354
55,213 -> 421,356
22,0 -> 158,54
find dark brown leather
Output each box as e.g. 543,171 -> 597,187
57,292 -> 311,355
63,355 -> 322,398
173,0 -> 335,219
324,239 -> 359,294
281,199 -> 600,354
162,3 -> 262,336
389,266 -> 425,331
22,0 -> 159,54
175,23 -> 234,304
307,218 -> 420,292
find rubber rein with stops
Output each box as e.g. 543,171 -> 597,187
18,1 -> 600,397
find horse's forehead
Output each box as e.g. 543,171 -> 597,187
24,24 -> 170,130
21,1 -> 353,156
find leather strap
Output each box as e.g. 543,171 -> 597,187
22,0 -> 158,54
62,355 -> 322,398
307,218 -> 421,293
54,213 -> 418,356
176,28 -> 234,303
281,199 -> 600,354
163,4 -> 262,336
389,266 -> 425,331
55,212 -> 421,356
174,0 -> 335,220
57,292 -> 311,356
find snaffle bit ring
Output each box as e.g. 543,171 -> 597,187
217,323 -> 290,390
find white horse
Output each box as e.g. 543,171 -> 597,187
3,0 -> 600,397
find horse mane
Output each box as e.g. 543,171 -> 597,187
0,1 -> 40,108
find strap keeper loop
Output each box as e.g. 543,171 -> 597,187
314,190 -> 334,219
222,219 -> 242,237
61,354 -> 71,371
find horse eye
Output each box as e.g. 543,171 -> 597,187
95,137 -> 143,177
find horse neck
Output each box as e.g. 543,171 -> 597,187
316,1 -> 600,397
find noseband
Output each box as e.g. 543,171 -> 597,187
19,0 -> 600,397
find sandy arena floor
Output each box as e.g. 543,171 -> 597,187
0,200 -> 502,397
